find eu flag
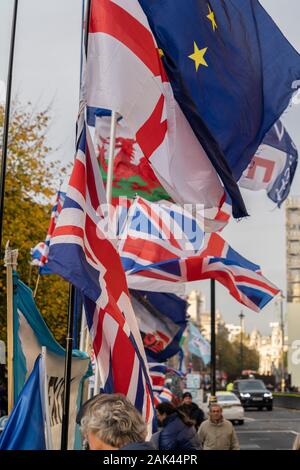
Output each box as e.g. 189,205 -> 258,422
138,0 -> 300,218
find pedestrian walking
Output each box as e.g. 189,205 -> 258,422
293,433 -> 300,450
154,402 -> 201,451
179,392 -> 205,430
198,403 -> 240,450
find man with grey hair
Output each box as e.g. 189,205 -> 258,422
80,393 -> 155,450
198,402 -> 240,450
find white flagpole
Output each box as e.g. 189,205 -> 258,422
90,111 -> 119,397
106,111 -> 118,205
33,273 -> 40,298
4,241 -> 18,414
41,347 -> 53,450
79,305 -> 87,352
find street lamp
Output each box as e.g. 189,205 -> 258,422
239,311 -> 245,375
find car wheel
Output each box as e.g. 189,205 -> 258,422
238,420 -> 244,425
267,406 -> 273,411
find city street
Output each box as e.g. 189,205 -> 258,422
236,407 -> 300,450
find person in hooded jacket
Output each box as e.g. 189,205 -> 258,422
155,402 -> 201,451
179,392 -> 205,430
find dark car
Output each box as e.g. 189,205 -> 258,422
233,379 -> 273,411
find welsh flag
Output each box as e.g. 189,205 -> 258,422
92,110 -> 171,203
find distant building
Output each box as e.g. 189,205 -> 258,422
249,323 -> 288,376
187,290 -> 225,341
286,197 -> 300,389
287,304 -> 300,389
286,197 -> 300,303
186,290 -> 205,327
225,324 -> 242,343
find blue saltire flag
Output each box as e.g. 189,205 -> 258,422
0,356 -> 46,450
138,0 -> 300,218
134,290 -> 188,362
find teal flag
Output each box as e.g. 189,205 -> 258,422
188,322 -> 210,365
12,272 -> 92,449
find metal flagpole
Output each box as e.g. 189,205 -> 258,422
60,0 -> 91,450
279,292 -> 285,392
210,279 -> 216,397
4,241 -> 18,413
60,284 -> 76,450
239,311 -> 245,375
0,0 -> 19,250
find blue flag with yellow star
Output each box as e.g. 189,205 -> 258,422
138,0 -> 300,218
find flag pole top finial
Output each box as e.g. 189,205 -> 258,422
4,241 -> 18,268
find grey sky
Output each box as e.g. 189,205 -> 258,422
0,0 -> 299,335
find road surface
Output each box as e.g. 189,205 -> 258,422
236,407 -> 300,450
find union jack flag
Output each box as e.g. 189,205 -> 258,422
30,191 -> 66,274
31,242 -> 47,267
152,387 -> 174,406
149,363 -> 184,388
148,363 -> 180,406
47,125 -> 154,430
119,197 -> 205,271
119,198 -> 279,312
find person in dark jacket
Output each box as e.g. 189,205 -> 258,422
155,402 -> 201,451
180,392 -> 205,430
80,393 -> 154,450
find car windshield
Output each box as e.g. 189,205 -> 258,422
238,380 -> 266,391
217,394 -> 239,402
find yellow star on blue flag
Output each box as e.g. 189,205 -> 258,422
188,42 -> 208,71
207,5 -> 217,31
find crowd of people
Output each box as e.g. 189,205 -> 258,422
78,391 -> 300,451
78,391 -> 241,451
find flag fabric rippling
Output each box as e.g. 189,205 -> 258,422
47,125 -> 154,429
119,199 -> 279,311
86,0 -> 229,224
12,272 -> 91,449
240,121 -> 298,207
138,0 -> 300,216
0,356 -> 46,450
30,191 -> 66,274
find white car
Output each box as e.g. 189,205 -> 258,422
203,391 -> 245,425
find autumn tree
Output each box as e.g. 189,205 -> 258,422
0,103 -> 69,345
216,327 -> 259,378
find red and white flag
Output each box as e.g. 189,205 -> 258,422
86,0 -> 226,230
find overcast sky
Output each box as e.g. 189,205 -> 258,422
0,0 -> 299,335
